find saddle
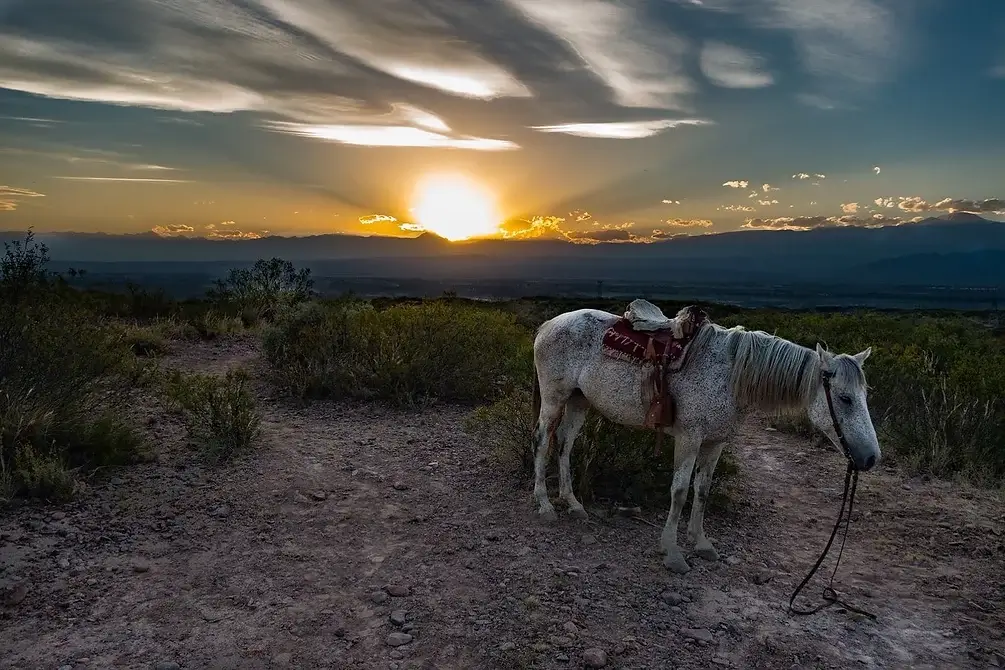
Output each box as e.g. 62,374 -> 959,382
601,300 -> 709,455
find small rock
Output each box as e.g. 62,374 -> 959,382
51,511 -> 66,521
153,662 -> 181,670
2,582 -> 28,607
389,649 -> 404,659
583,648 -> 608,668
310,491 -> 328,501
660,591 -> 685,606
110,477 -> 123,486
386,632 -> 413,647
392,482 -> 409,491
385,584 -> 411,597
581,534 -> 596,546
210,505 -> 230,518
556,653 -> 570,662
752,571 -> 772,585
725,556 -> 741,566
390,610 -> 408,626
681,628 -> 714,644
562,621 -> 579,636
499,642 -> 516,652
371,591 -> 390,604
272,652 -> 293,666
57,558 -> 70,570
133,561 -> 151,573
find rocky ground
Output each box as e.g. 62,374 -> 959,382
2,337 -> 1004,669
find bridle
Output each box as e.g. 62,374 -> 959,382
787,368 -> 877,621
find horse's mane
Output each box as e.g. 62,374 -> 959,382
690,322 -> 845,412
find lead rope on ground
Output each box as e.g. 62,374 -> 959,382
787,461 -> 877,621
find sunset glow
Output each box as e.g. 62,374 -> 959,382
410,174 -> 501,241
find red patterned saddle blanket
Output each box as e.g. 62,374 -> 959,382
601,304 -> 709,451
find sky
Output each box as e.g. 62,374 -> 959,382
0,0 -> 1003,243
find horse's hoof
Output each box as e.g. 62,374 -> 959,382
663,553 -> 691,574
538,508 -> 558,523
694,545 -> 720,562
567,506 -> 589,521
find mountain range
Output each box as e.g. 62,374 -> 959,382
4,213 -> 1004,289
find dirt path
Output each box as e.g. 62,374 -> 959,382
2,339 -> 1004,669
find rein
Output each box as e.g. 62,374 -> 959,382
787,370 -> 877,621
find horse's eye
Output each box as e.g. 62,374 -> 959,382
839,394 -> 853,405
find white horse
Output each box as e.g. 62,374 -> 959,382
531,305 -> 880,574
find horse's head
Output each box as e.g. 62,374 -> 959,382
807,344 -> 881,472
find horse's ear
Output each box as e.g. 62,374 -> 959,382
816,343 -> 835,370
852,347 -> 872,365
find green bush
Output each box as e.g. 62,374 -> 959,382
262,300 -> 531,405
0,233 -> 143,501
464,386 -> 739,512
208,257 -> 313,321
161,368 -> 261,462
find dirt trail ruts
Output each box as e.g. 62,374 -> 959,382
2,338 -> 1003,669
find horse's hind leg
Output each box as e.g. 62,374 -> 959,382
533,391 -> 567,522
660,431 -> 699,574
557,393 -> 590,520
688,441 -> 725,562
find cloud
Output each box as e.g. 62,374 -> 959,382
814,174 -> 826,179
661,199 -> 681,205
723,180 -> 749,189
530,119 -> 710,139
207,228 -> 263,240
762,183 -> 779,192
0,185 -> 45,211
2,146 -> 176,171
504,0 -> 691,109
151,224 -> 195,236
841,202 -> 859,213
718,204 -> 755,212
875,196 -> 1005,215
53,176 -> 190,183
873,166 -> 881,174
664,218 -> 713,228
573,210 -> 592,222
359,214 -> 398,225
742,213 -> 920,231
792,173 -> 811,180
699,41 -> 773,88
267,121 -> 518,150
757,199 -> 779,206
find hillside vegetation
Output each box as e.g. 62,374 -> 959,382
3,234 -> 1003,506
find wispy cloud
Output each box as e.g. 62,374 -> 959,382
3,146 -> 177,171
359,214 -> 399,225
664,218 -> 713,228
876,196 -> 1005,214
53,177 -> 191,183
267,121 -> 518,151
757,199 -> 779,206
699,41 -> 773,88
792,173 -> 811,180
718,204 -> 756,212
531,119 -> 710,139
504,0 -> 691,109
743,213 -> 916,231
723,180 -> 749,189
0,185 -> 44,211
151,224 -> 195,237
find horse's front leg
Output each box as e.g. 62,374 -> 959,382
688,441 -> 725,562
660,431 -> 699,574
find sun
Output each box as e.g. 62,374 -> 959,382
410,174 -> 501,241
